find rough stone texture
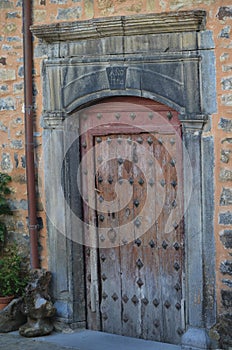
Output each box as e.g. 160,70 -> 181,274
0,96 -> 15,110
221,77 -> 232,91
219,211 -> 232,225
19,269 -> 56,337
222,94 -> 232,106
0,297 -> 26,332
0,68 -> 15,81
219,118 -> 232,132
220,150 -> 231,163
221,290 -> 232,308
217,6 -> 232,21
56,7 -> 82,20
220,230 -> 232,249
220,168 -> 232,182
220,188 -> 232,205
1,153 -> 13,171
222,279 -> 232,288
219,26 -> 231,39
220,261 -> 232,276
211,314 -> 232,349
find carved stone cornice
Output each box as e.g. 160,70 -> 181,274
42,111 -> 67,129
31,11 -> 206,43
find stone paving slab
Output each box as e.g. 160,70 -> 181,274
0,330 -> 181,350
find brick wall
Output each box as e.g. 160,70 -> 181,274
0,0 -> 232,333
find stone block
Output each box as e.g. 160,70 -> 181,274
221,290 -> 232,308
3,23 -> 17,34
217,6 -> 232,20
7,36 -> 21,42
222,94 -> 232,106
0,121 -> 7,132
84,0 -> 94,18
220,53 -> 230,62
220,230 -> 232,248
221,150 -> 231,163
0,0 -> 13,9
219,26 -> 231,39
220,260 -> 232,276
0,298 -> 26,332
2,44 -> 12,51
0,85 -> 8,94
219,117 -> 232,132
220,188 -> 232,205
222,77 -> 232,91
1,153 -> 13,171
0,68 -> 16,81
18,65 -> 24,77
0,97 -> 15,110
56,7 -> 82,20
33,10 -> 46,22
13,82 -> 23,93
222,279 -> 232,288
6,11 -> 21,18
220,168 -> 232,182
10,140 -> 23,149
219,211 -> 232,225
223,65 -> 232,72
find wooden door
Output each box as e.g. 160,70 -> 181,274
80,98 -> 184,345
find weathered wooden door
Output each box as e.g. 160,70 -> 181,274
80,98 -> 184,345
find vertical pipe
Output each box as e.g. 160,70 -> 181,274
23,0 -> 40,269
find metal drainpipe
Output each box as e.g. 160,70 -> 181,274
23,0 -> 40,269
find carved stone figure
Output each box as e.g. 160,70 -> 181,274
19,269 -> 56,337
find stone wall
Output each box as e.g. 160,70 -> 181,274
0,0 -> 232,337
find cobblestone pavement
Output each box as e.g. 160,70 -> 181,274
0,333 -> 78,350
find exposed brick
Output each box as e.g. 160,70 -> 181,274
220,168 -> 232,182
219,26 -> 231,39
220,260 -> 232,276
221,290 -> 232,308
222,77 -> 232,91
220,188 -> 232,205
0,68 -> 16,81
220,230 -> 232,248
57,6 -> 82,20
217,6 -> 232,20
222,95 -> 232,106
0,97 -> 15,110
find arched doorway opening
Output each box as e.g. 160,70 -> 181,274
79,97 -> 184,344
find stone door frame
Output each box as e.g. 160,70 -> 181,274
32,11 -> 216,349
